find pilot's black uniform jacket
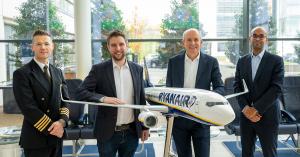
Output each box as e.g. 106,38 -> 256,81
13,59 -> 70,149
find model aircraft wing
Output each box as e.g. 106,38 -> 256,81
60,85 -> 169,112
224,79 -> 248,99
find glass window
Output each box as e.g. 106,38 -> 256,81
1,0 -> 300,83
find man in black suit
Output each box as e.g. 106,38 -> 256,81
234,26 -> 284,157
13,30 -> 70,157
77,30 -> 149,157
166,28 -> 224,157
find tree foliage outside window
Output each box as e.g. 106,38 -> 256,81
225,0 -> 277,65
295,32 -> 300,63
10,0 -> 72,69
158,0 -> 205,68
91,0 -> 126,61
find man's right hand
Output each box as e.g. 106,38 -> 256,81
242,105 -> 262,122
48,121 -> 64,138
101,97 -> 125,105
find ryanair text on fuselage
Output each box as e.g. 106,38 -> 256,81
158,92 -> 197,108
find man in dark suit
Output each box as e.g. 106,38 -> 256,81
234,26 -> 284,157
166,28 -> 224,157
77,30 -> 149,157
13,30 -> 70,157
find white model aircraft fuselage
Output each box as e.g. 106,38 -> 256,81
145,87 -> 235,126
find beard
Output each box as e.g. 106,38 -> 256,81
251,43 -> 265,52
111,52 -> 125,61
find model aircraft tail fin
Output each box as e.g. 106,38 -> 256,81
144,57 -> 150,82
224,79 -> 248,99
143,57 -> 154,87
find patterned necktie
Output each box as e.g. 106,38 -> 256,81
43,65 -> 51,83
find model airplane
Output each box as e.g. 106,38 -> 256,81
60,79 -> 248,156
60,56 -> 249,156
60,79 -> 247,128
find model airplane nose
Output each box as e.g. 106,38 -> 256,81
218,104 -> 236,126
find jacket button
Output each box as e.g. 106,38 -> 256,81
47,109 -> 50,113
41,98 -> 45,101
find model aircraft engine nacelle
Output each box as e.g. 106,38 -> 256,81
138,111 -> 158,128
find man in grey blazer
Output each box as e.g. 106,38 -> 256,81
234,26 -> 284,157
77,30 -> 149,157
166,28 -> 224,157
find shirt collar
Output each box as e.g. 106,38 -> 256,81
33,57 -> 50,70
112,59 -> 129,69
251,49 -> 265,59
185,52 -> 200,62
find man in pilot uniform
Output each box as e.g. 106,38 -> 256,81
13,30 -> 70,157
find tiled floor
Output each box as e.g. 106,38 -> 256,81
0,107 -> 236,157
62,129 -> 236,157
0,107 -> 23,127
1,107 -> 296,157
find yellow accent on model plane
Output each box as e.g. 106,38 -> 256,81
148,97 -> 223,126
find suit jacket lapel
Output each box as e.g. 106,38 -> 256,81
195,52 -> 207,85
178,53 -> 185,87
128,62 -> 138,102
49,65 -> 58,103
107,60 -> 117,97
246,55 -> 253,84
30,60 -> 50,94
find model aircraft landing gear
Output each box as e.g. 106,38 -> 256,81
163,116 -> 175,157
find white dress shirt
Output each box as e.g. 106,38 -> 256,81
184,53 -> 200,88
33,57 -> 51,77
251,50 -> 265,81
112,60 -> 134,126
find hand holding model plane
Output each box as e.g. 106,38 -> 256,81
101,96 -> 125,105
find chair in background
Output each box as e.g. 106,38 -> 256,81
281,76 -> 300,149
63,79 -> 85,156
224,77 -> 241,136
80,105 -> 97,139
65,98 -> 98,156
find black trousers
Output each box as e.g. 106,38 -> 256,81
172,117 -> 210,157
240,113 -> 279,157
23,141 -> 62,157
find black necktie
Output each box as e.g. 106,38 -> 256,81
43,65 -> 51,83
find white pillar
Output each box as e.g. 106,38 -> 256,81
0,1 -> 5,106
74,0 -> 92,80
0,0 -> 6,83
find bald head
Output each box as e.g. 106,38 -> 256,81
250,26 -> 268,37
182,28 -> 202,40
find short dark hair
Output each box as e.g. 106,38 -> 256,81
32,30 -> 52,38
106,30 -> 128,45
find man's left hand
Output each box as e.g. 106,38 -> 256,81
141,130 -> 150,141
